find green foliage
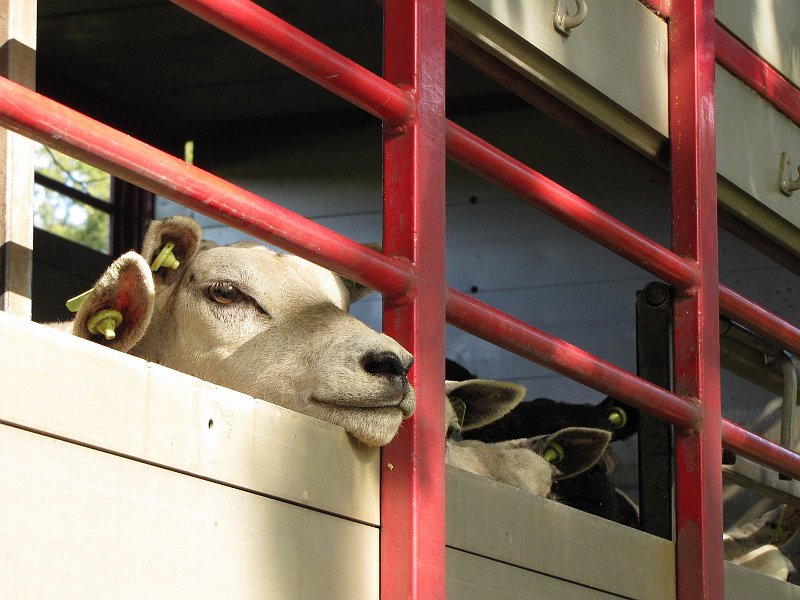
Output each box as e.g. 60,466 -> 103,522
33,144 -> 111,254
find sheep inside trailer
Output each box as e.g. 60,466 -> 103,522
3,0 -> 798,597
1,312 -> 797,599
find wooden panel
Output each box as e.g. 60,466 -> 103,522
0,311 -> 380,524
447,548 -> 624,599
446,466 -> 676,600
0,0 -> 36,317
0,424 -> 378,599
717,66 -> 800,252
716,0 -> 800,88
448,0 -> 668,156
725,562 -> 800,600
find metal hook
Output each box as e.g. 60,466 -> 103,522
780,152 -> 800,197
554,0 -> 588,37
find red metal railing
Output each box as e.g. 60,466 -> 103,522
669,3 -> 724,597
380,1 -> 447,597
2,0 -> 799,597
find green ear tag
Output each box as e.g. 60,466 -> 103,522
542,442 -> 565,464
66,288 -> 94,313
151,242 -> 180,272
87,309 -> 123,340
607,406 -> 628,430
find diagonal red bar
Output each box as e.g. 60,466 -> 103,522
446,289 -> 699,429
715,23 -> 800,127
0,77 -> 414,299
169,0 -> 415,128
445,121 -> 700,290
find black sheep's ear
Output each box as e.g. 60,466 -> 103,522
445,379 -> 527,431
532,427 -> 611,480
598,397 -> 639,441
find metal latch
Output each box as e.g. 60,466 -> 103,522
779,152 -> 800,197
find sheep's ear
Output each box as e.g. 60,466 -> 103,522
532,427 -> 611,480
340,276 -> 374,304
729,505 -> 800,547
445,379 -> 527,431
339,242 -> 384,304
71,252 -> 154,352
140,216 -> 203,287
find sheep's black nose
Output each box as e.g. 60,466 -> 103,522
362,351 -> 410,378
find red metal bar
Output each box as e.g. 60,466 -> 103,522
172,0 -> 800,377
169,0 -> 414,128
0,76 -> 414,299
8,63 -> 800,484
169,0 -> 700,301
448,288 -> 800,480
722,419 -> 800,481
669,1 -> 724,598
447,289 -> 699,429
381,1 -> 447,599
649,1 -> 800,126
720,285 -> 800,358
445,121 -> 700,291
716,22 -> 800,127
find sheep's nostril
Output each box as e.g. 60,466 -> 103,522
363,351 -> 407,378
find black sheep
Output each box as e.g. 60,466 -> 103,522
446,358 -> 639,526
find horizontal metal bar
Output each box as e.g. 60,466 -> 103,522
723,456 -> 800,508
720,285 -> 800,358
445,121 -> 700,290
445,288 -> 699,429
445,121 -> 800,371
169,0 -> 415,128
0,76 -> 414,299
722,418 -> 800,481
720,335 -> 784,397
715,23 -> 800,128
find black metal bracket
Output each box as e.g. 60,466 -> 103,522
636,282 -> 675,540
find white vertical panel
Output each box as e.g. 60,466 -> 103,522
0,425 -> 379,600
0,0 -> 36,317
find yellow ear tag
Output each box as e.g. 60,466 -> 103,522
87,309 -> 123,340
66,288 -> 93,313
607,406 -> 628,430
542,441 -> 565,464
151,242 -> 180,272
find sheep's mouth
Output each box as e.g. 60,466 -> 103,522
308,396 -> 405,410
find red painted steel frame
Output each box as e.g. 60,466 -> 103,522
1,0 -> 798,597
716,23 -> 800,127
6,62 -> 798,488
381,1 -> 447,599
670,2 -> 724,599
169,0 -> 800,359
649,1 -> 800,127
0,78 -> 414,300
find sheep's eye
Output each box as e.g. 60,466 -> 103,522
207,282 -> 242,305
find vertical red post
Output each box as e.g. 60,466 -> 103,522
381,0 -> 447,598
669,1 -> 724,598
